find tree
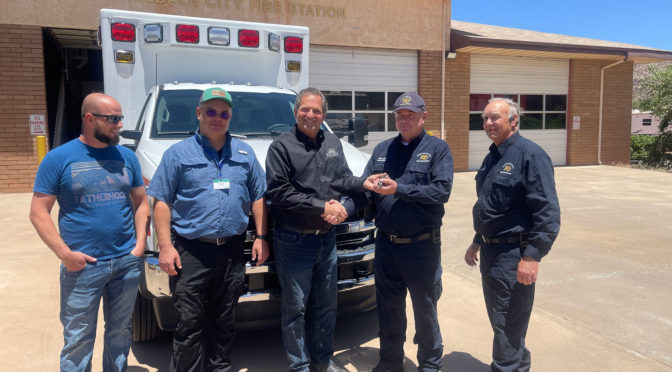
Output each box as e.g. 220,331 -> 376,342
637,64 -> 672,168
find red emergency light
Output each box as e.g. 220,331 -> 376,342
111,23 -> 136,42
238,29 -> 259,48
176,24 -> 199,44
284,37 -> 303,53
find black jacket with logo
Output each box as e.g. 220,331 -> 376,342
266,125 -> 365,231
472,131 -> 561,261
363,130 -> 454,237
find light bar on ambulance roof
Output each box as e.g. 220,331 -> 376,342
176,24 -> 199,44
208,27 -> 230,46
284,37 -> 303,53
144,24 -> 163,43
111,23 -> 135,42
238,29 -> 259,48
268,33 -> 281,52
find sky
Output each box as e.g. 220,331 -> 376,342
451,0 -> 672,51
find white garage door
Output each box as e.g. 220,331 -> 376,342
468,55 -> 569,169
310,46 -> 418,148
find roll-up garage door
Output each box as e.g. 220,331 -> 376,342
310,45 -> 417,91
469,55 -> 569,169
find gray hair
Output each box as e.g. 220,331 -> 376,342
295,87 -> 328,116
488,97 -> 520,127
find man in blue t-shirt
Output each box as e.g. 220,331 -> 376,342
30,93 -> 150,372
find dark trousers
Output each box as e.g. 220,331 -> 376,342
480,243 -> 535,372
169,235 -> 245,372
374,233 -> 443,371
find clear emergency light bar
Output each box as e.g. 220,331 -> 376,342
143,24 -> 163,43
208,27 -> 230,46
108,21 -> 303,71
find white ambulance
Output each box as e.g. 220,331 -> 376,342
99,9 -> 375,342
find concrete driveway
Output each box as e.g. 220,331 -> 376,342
1,165 -> 671,371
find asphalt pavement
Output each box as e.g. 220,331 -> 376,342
1,165 -> 671,371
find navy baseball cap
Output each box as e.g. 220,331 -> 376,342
394,92 -> 426,113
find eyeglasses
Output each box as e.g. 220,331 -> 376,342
85,113 -> 124,124
204,108 -> 231,120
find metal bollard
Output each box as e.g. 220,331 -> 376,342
36,135 -> 46,164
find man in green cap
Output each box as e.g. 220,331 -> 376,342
148,87 -> 269,371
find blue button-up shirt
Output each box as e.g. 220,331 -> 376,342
472,131 -> 561,261
147,133 -> 266,240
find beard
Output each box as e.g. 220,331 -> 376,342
94,124 -> 120,145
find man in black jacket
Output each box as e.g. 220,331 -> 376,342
265,87 -> 363,372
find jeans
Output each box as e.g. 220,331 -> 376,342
480,243 -> 535,372
274,228 -> 338,372
169,235 -> 245,372
375,233 -> 443,372
59,251 -> 143,372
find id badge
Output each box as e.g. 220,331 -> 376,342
213,178 -> 230,190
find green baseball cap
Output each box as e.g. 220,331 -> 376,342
200,87 -> 234,107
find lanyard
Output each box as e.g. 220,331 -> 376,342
200,138 -> 226,178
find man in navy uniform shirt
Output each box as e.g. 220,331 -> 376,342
465,97 -> 560,372
362,92 -> 454,372
148,87 -> 269,371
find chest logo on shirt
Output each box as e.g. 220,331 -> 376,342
376,157 -> 386,163
416,153 -> 431,163
500,162 -> 514,175
326,148 -> 339,158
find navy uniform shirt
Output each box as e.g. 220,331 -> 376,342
265,125 -> 365,231
147,132 -> 266,240
472,131 -> 561,261
363,130 -> 453,237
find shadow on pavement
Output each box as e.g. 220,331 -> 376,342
130,308 -> 380,371
441,351 -> 489,372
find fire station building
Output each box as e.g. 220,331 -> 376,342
2,0 -> 671,192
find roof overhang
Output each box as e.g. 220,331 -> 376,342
451,30 -> 672,64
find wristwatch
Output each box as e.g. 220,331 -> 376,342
256,234 -> 268,242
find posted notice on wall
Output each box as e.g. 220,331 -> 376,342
572,116 -> 581,130
29,114 -> 46,136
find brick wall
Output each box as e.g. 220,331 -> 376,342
0,24 -> 46,193
568,59 -> 633,166
417,51 -> 470,171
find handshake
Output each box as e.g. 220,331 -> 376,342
322,199 -> 347,225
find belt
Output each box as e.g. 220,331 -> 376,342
277,225 -> 332,235
196,236 -> 233,246
380,228 -> 439,244
481,233 -> 528,246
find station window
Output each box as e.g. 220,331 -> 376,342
642,118 -> 652,126
324,91 -> 405,132
469,93 -> 567,130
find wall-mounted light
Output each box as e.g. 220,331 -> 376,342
445,51 -> 457,60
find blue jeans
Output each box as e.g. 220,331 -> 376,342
375,233 -> 443,372
59,251 -> 143,372
274,228 -> 338,372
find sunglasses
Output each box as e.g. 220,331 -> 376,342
86,113 -> 124,124
204,108 -> 231,120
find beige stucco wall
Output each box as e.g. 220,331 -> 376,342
1,0 -> 449,50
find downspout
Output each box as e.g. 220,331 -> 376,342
598,53 -> 628,164
440,0 -> 447,140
